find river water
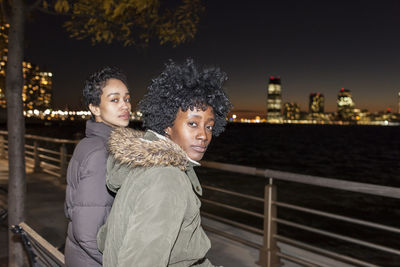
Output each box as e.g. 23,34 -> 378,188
21,120 -> 400,186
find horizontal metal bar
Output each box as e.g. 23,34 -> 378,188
25,151 -> 35,156
201,160 -> 400,199
276,252 -> 319,267
40,161 -> 60,171
201,160 -> 265,177
202,184 -> 264,202
201,211 -> 263,235
24,134 -> 78,144
38,147 -> 61,156
38,154 -> 60,163
274,201 -> 400,234
25,162 -> 34,168
0,130 -> 78,144
41,168 -> 61,178
274,218 -> 400,256
201,198 -> 264,218
275,235 -> 379,267
266,169 -> 400,200
202,225 -> 261,250
25,144 -> 34,150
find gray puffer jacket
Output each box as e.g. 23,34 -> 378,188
64,120 -> 114,266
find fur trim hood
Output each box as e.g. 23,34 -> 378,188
108,128 -> 191,171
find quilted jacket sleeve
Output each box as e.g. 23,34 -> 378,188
71,148 -> 111,264
116,168 -> 188,267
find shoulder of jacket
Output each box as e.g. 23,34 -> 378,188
143,166 -> 189,188
71,138 -> 108,168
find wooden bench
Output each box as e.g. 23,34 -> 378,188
11,222 -> 65,267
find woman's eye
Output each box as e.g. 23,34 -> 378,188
188,122 -> 197,127
206,125 -> 213,131
111,98 -> 118,103
124,98 -> 130,103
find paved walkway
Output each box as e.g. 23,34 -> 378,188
0,159 -> 260,267
0,160 -> 67,266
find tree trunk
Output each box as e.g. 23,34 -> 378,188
6,0 -> 27,266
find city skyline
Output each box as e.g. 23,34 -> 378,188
22,0 -> 400,113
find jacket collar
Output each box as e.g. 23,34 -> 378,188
108,128 -> 203,195
109,128 -> 189,170
85,120 -> 113,145
143,130 -> 201,167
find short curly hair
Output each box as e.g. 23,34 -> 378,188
83,66 -> 128,112
139,59 -> 232,136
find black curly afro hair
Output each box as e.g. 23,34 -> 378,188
139,59 -> 232,136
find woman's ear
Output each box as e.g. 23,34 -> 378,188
164,127 -> 172,138
89,104 -> 100,117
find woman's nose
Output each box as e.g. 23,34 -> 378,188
196,127 -> 208,141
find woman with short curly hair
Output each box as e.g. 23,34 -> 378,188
97,59 -> 232,266
65,66 -> 131,267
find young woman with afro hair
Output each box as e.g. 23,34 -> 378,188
97,59 -> 232,267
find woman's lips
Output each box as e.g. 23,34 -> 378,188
119,113 -> 130,120
191,146 -> 207,153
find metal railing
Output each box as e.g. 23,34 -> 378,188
200,161 -> 400,266
0,131 -> 78,181
1,131 -> 399,266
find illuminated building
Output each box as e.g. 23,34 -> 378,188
398,92 -> 400,114
0,24 -> 52,110
266,76 -> 283,122
0,24 -> 7,108
337,88 -> 355,120
283,102 -> 300,120
309,93 -> 324,114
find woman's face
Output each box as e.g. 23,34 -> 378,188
89,78 -> 131,127
165,106 -> 215,161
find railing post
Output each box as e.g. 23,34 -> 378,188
0,135 -> 5,159
60,143 -> 67,183
33,140 -> 41,172
258,178 -> 280,267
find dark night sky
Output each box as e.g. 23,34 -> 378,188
24,0 -> 400,114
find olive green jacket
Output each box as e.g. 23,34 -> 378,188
97,128 -> 215,267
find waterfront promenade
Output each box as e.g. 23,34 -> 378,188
0,159 -> 260,267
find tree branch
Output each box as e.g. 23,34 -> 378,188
27,0 -> 44,11
36,6 -> 70,16
36,6 -> 117,24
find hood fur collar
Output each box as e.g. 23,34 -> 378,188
108,128 -> 194,171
